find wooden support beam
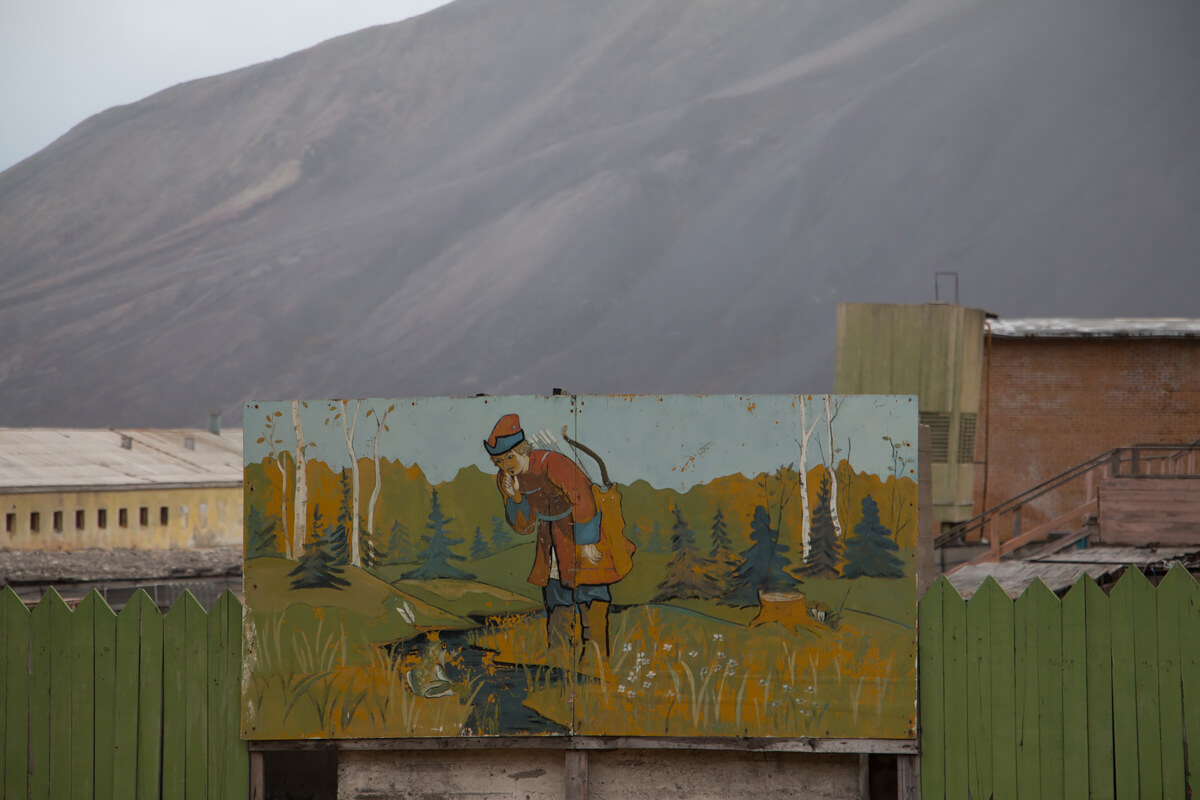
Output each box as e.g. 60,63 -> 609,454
249,751 -> 265,800
897,754 -> 919,800
566,750 -> 588,800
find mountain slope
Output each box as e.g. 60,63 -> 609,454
2,0 -> 1198,425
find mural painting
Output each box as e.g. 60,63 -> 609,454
241,395 -> 917,740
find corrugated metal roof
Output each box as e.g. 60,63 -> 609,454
989,318 -> 1200,339
0,428 -> 243,491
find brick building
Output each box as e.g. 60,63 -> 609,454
973,318 -> 1200,532
837,305 -> 1200,544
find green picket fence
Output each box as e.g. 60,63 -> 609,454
920,564 -> 1200,799
0,586 -> 248,800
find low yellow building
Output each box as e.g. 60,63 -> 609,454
0,428 -> 242,551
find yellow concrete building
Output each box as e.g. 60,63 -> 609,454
1,428 -> 242,551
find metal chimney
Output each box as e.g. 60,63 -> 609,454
208,412 -> 221,435
120,434 -> 133,450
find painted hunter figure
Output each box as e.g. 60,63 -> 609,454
485,414 -> 634,660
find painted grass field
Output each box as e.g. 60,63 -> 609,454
242,562 -> 914,739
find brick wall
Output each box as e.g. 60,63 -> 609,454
973,337 -> 1200,537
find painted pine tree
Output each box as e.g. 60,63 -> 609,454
654,506 -> 723,601
647,520 -> 668,554
384,519 -> 410,565
289,504 -> 351,589
803,474 -> 842,577
727,504 -> 800,606
470,525 -> 490,560
489,514 -> 518,552
842,495 -> 905,578
326,471 -> 354,566
402,488 -> 474,580
245,505 -> 280,558
704,505 -> 738,590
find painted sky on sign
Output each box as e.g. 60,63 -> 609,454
243,395 -> 917,491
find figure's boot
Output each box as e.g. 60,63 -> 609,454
546,605 -> 575,660
580,600 -> 611,661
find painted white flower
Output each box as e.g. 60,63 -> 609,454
712,633 -> 724,642
646,670 -> 657,678
715,651 -> 725,660
618,684 -> 627,694
642,681 -> 652,689
688,650 -> 699,658
623,643 -> 633,653
662,643 -> 674,652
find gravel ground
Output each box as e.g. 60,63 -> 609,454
0,545 -> 242,584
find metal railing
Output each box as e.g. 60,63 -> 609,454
936,443 -> 1200,563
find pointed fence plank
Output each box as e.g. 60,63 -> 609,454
1179,570 -> 1200,798
1061,579 -> 1088,800
3,587 -> 30,800
163,595 -> 188,800
93,595 -> 118,800
182,592 -> 209,800
943,581 -> 969,800
1157,566 -> 1189,800
134,591 -> 165,800
1032,580 -> 1064,799
966,581 -> 994,800
918,577 -> 948,800
1110,570 -> 1140,799
47,590 -> 74,800
1015,584 -> 1041,797
984,578 -> 1018,800
218,592 -> 249,799
71,592 -> 99,800
113,594 -> 144,799
1083,577 -> 1115,800
29,593 -> 55,800
1130,570 -> 1163,800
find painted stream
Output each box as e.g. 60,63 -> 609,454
389,628 -> 587,735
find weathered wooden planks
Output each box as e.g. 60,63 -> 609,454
0,588 -> 248,800
920,567 -> 1200,800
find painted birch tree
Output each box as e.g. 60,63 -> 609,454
257,409 -> 291,558
328,400 -> 363,567
292,400 -> 308,559
364,403 -> 395,567
794,398 -> 821,560
823,395 -> 844,538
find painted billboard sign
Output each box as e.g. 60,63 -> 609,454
241,395 -> 917,740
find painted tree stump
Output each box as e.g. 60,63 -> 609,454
750,591 -> 830,634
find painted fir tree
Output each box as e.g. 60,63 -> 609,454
727,504 -> 800,606
489,514 -> 518,552
704,505 -> 738,590
289,505 -> 351,590
325,471 -> 354,566
470,525 -> 490,560
803,474 -> 842,577
654,506 -> 723,602
842,495 -> 905,578
401,488 -> 474,580
245,505 -> 280,559
646,520 -> 669,554
383,519 -> 410,565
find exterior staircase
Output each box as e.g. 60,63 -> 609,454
937,443 -> 1200,572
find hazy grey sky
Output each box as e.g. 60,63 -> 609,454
0,0 -> 452,171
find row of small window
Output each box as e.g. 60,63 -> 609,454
5,506 -> 170,535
